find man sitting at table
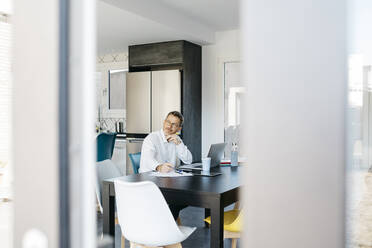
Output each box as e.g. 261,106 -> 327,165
139,111 -> 192,220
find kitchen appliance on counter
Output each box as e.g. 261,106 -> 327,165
115,121 -> 124,133
125,70 -> 181,174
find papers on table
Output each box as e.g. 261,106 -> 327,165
150,171 -> 193,177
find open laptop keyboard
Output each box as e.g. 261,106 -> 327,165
179,163 -> 202,169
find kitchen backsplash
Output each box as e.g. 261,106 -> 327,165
96,52 -> 128,133
97,52 -> 128,64
97,117 -> 125,133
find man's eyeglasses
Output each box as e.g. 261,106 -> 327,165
165,119 -> 180,128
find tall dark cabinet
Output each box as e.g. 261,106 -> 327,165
128,40 -> 202,162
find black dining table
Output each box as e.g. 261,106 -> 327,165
102,166 -> 241,248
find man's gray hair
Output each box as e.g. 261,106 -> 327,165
166,111 -> 184,127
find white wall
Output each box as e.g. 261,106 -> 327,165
13,0 -> 60,246
241,0 -> 346,247
202,29 -> 240,156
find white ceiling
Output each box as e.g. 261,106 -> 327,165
155,0 -> 240,31
97,1 -> 185,55
97,0 -> 240,55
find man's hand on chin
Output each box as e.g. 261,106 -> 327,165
166,134 -> 181,145
156,163 -> 174,173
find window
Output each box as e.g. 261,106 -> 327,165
347,54 -> 372,247
0,12 -> 12,199
224,62 -> 245,158
0,9 -> 12,248
108,69 -> 126,110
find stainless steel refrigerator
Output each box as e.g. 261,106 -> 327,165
125,70 -> 181,174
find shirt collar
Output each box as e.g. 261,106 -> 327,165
160,129 -> 168,143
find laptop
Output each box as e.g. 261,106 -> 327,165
179,143 -> 226,176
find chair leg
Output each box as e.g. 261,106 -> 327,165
176,217 -> 182,226
121,235 -> 125,248
165,243 -> 182,248
116,217 -> 125,248
130,242 -> 169,248
231,238 -> 237,248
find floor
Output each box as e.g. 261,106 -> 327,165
347,170 -> 372,248
97,206 -> 240,248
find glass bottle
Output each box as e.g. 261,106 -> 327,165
231,142 -> 238,167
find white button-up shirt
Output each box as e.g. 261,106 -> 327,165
139,129 -> 193,172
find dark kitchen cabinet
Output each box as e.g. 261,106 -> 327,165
129,41 -> 183,67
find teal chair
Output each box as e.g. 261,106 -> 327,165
129,152 -> 141,174
96,132 -> 117,162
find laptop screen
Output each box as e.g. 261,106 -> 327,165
207,143 -> 227,167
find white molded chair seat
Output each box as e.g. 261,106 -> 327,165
177,226 -> 195,238
114,180 -> 196,247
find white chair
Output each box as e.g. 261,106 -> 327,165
96,159 -> 125,247
114,180 -> 196,248
96,159 -> 122,212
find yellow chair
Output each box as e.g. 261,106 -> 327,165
204,207 -> 242,248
